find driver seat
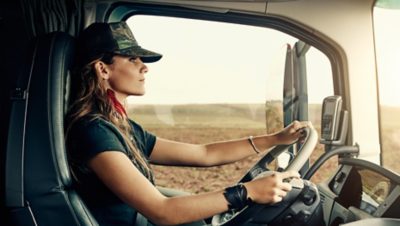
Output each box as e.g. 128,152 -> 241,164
5,32 -> 98,225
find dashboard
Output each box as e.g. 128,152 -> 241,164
318,158 -> 400,226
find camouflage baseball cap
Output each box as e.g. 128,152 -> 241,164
77,21 -> 162,66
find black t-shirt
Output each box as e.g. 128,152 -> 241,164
67,117 -> 156,226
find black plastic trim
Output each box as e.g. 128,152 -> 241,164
339,158 -> 400,184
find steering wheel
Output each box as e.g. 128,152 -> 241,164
212,124 -> 319,226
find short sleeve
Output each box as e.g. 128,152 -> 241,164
69,119 -> 127,163
129,120 -> 156,157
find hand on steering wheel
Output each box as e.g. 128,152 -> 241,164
212,123 -> 318,226
273,121 -> 311,145
244,171 -> 300,205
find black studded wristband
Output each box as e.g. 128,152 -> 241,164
223,183 -> 251,210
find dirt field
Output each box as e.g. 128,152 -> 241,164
129,103 -> 397,194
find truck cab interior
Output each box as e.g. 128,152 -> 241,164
1,1 -> 399,226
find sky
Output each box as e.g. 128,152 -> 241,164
126,7 -> 400,107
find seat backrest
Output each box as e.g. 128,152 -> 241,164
5,32 -> 98,226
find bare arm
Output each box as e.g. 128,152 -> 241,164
89,151 -> 298,225
150,120 -> 310,167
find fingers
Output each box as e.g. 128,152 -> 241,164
260,171 -> 300,203
276,171 -> 299,192
284,121 -> 307,136
267,175 -> 292,204
291,120 -> 311,131
275,171 -> 301,199
279,180 -> 293,192
276,121 -> 311,145
290,121 -> 312,142
270,188 -> 287,203
261,170 -> 299,182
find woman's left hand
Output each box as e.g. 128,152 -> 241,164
273,120 -> 311,145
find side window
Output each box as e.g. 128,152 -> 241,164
333,166 -> 394,216
358,168 -> 392,213
127,15 -> 334,192
373,4 -> 400,174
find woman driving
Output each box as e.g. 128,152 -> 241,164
65,21 -> 310,226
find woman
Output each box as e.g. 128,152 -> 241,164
66,21 -> 310,226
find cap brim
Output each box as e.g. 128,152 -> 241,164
119,46 -> 162,63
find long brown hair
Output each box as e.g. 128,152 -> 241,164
65,53 -> 153,181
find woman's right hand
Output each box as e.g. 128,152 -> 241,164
244,171 -> 300,204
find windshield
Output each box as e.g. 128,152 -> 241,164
127,15 -> 333,193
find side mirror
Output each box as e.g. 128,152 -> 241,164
320,95 -> 349,147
